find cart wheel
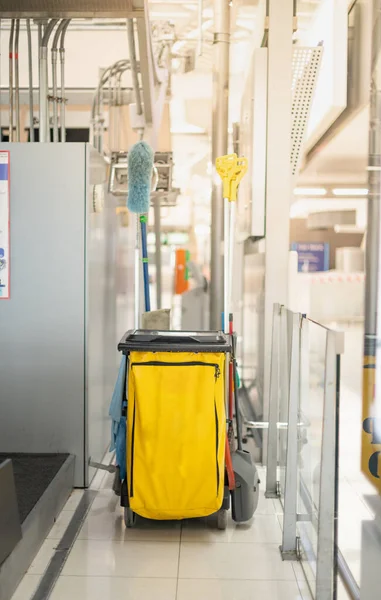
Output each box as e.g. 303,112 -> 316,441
124,507 -> 137,528
217,509 -> 228,531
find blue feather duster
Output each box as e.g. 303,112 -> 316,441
127,141 -> 154,214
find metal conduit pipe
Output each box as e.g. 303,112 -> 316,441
37,22 -> 42,134
116,70 -> 123,150
127,19 -> 143,116
9,20 -> 15,143
39,19 -> 58,143
210,0 -> 230,329
90,60 -> 131,149
59,20 -> 70,143
14,19 -> 20,142
98,81 -> 104,154
51,20 -> 67,142
112,73 -> 118,151
90,60 -> 129,141
26,19 -> 34,142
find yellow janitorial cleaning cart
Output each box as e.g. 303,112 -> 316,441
118,331 -> 231,528
118,154 -> 259,529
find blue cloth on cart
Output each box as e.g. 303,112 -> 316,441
109,354 -> 127,452
115,416 -> 126,482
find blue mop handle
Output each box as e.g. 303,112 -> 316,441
140,215 -> 151,312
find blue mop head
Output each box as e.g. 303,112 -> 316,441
127,141 -> 154,214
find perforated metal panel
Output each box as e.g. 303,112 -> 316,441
291,47 -> 323,177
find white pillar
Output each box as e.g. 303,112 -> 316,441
263,0 -> 293,446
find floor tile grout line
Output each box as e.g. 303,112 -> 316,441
35,574 -> 303,581
292,562 -> 312,600
29,490 -> 98,600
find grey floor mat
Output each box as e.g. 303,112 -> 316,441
0,453 -> 69,523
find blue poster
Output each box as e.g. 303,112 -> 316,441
291,242 -> 329,273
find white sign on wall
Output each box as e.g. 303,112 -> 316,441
0,151 -> 10,299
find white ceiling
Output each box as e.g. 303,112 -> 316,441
299,106 -> 369,185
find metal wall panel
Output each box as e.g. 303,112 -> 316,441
85,147 -> 119,485
0,143 -> 86,485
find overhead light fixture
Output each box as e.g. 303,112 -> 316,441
334,225 -> 366,234
294,187 -> 327,196
332,188 -> 368,196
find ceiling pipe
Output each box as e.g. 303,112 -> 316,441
39,19 -> 58,142
9,20 -> 15,142
51,20 -> 67,142
26,19 -> 35,142
127,19 -> 143,117
59,20 -> 70,142
14,19 -> 20,142
210,0 -> 230,329
90,59 -> 131,150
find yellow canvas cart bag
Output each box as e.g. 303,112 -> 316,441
120,331 -> 230,521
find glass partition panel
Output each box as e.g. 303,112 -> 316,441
297,318 -> 328,590
278,307 -> 294,501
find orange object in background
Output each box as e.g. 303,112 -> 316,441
175,249 -> 190,295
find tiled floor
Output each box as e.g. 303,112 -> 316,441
10,321 -> 378,600
11,467 -> 312,600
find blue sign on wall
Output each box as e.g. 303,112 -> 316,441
291,242 -> 330,273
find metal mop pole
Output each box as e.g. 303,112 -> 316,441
134,216 -> 140,329
223,196 -> 230,334
228,199 -> 236,321
216,154 -> 248,334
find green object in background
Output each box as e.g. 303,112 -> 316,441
235,369 -> 241,389
185,250 -> 191,281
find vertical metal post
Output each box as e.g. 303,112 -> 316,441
14,19 -> 20,142
9,20 -> 15,143
39,44 -> 48,142
127,18 -> 143,116
210,0 -> 230,330
154,197 -> 162,310
266,303 -> 281,498
362,0 -> 381,497
27,19 -> 35,142
52,21 -> 66,143
280,311 -> 300,560
262,0 -> 293,458
37,22 -> 42,139
59,20 -> 70,143
315,330 -> 338,599
39,20 -> 58,143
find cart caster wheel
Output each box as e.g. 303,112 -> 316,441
124,507 -> 137,528
217,509 -> 228,531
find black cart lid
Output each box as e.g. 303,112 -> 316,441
118,329 -> 231,353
